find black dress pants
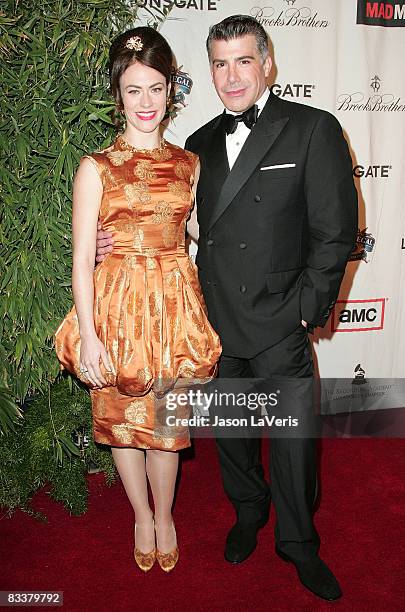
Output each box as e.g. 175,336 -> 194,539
215,324 -> 320,562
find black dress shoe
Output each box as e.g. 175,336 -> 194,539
225,521 -> 265,564
276,548 -> 342,601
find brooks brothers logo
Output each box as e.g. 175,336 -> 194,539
170,67 -> 193,114
349,228 -> 376,262
271,82 -> 315,98
337,75 -> 405,112
133,0 -> 219,10
331,299 -> 386,333
357,0 -> 405,27
252,1 -> 330,28
353,164 -> 392,178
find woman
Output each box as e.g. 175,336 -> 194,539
54,27 -> 221,573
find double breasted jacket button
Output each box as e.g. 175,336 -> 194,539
254,194 -> 261,202
207,239 -> 214,246
239,242 -> 247,249
240,285 -> 247,293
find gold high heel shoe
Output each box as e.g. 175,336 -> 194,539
134,517 -> 156,572
155,520 -> 179,573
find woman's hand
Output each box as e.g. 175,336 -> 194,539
79,332 -> 114,388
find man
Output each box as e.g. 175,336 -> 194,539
96,15 -> 357,601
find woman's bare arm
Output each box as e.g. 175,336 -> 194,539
72,158 -> 112,386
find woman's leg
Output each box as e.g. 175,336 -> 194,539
111,447 -> 154,552
146,449 -> 179,552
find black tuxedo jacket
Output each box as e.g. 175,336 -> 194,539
185,92 -> 358,358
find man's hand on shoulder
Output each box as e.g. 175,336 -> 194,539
96,221 -> 114,262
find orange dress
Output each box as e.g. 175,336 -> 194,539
54,136 -> 221,450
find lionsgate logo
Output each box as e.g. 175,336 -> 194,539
251,1 -> 331,29
337,75 -> 405,112
357,0 -> 405,27
353,164 -> 392,178
132,0 -> 219,10
270,83 -> 315,99
349,228 -> 376,262
331,299 -> 386,332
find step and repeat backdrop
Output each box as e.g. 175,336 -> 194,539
138,0 -> 405,379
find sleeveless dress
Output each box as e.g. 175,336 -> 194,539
54,136 -> 222,450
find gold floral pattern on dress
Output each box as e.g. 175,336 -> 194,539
164,268 -> 181,288
165,295 -> 177,314
107,149 -> 133,166
134,315 -> 143,339
143,247 -> 159,257
127,292 -> 143,315
103,166 -> 118,190
134,160 -> 157,182
112,424 -> 133,445
178,359 -> 196,377
174,160 -> 192,180
123,254 -> 138,269
153,319 -> 161,342
151,201 -> 173,224
114,213 -> 139,233
93,395 -> 106,418
150,146 -> 172,162
152,428 -> 175,449
168,180 -> 190,202
168,315 -> 179,336
185,333 -> 201,360
137,367 -> 152,386
162,224 -> 177,248
96,435 -> 111,445
143,247 -> 159,270
191,311 -> 205,334
122,337 -> 133,365
96,296 -> 102,316
124,181 -> 151,208
125,400 -> 147,424
149,292 -> 162,318
133,227 -> 144,251
104,272 -> 115,295
111,338 -> 119,360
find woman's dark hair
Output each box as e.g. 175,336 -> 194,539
109,27 -> 173,110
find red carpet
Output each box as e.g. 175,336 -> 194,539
1,438 -> 404,611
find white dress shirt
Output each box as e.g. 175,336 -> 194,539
225,88 -> 270,170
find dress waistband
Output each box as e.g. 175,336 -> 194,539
109,248 -> 188,257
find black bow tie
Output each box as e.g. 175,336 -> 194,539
224,105 -> 259,135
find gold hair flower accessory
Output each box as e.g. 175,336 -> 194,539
125,36 -> 143,51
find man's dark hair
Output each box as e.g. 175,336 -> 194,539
206,15 -> 269,62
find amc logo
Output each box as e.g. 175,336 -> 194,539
331,299 -> 386,332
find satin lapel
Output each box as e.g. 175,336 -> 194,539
207,97 -> 289,231
203,111 -> 229,187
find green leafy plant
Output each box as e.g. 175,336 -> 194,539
0,377 -> 118,519
0,0 -> 171,515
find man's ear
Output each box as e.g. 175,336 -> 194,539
263,55 -> 272,79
